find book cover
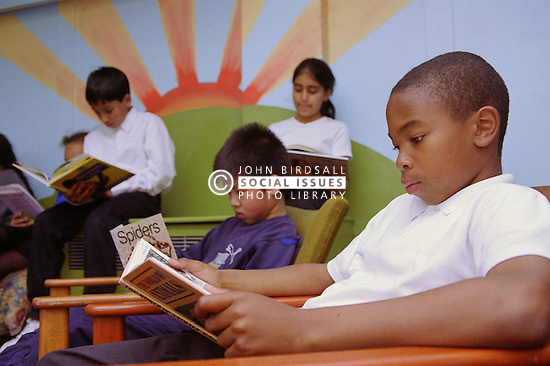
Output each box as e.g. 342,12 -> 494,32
13,153 -> 134,193
119,238 -> 217,342
287,150 -> 349,177
110,213 -> 176,268
0,183 -> 44,219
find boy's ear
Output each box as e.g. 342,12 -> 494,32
122,93 -> 132,107
473,106 -> 500,148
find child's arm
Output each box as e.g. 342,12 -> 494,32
169,258 -> 334,296
194,255 -> 550,357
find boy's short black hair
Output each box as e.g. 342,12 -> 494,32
85,67 -> 130,104
214,123 -> 291,179
391,51 -> 509,156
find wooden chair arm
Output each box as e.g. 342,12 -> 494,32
114,345 -> 550,366
33,293 -> 140,309
45,277 -> 120,296
84,296 -> 310,318
33,293 -> 139,358
84,296 -> 313,346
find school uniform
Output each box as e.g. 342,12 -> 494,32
34,174 -> 550,365
269,116 -> 352,209
27,107 -> 176,298
269,116 -> 353,158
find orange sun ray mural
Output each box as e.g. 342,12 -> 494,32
241,0 -> 265,44
242,0 -> 412,105
218,0 -> 242,88
0,14 -> 94,120
242,0 -> 323,106
158,0 -> 198,87
1,0 -> 410,119
325,0 -> 414,64
58,0 -> 162,110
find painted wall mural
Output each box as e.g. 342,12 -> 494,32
0,0 -> 411,117
1,0 -> 550,238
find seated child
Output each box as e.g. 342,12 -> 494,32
55,132 -> 88,205
36,51 -> 550,364
179,122 -> 301,270
0,123 -> 301,365
0,133 -> 35,280
269,58 -> 352,209
26,67 -> 176,298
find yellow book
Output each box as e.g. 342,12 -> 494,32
13,153 -> 134,193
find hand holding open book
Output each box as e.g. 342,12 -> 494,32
286,146 -> 349,177
119,238 -> 218,342
13,153 -> 134,193
0,183 -> 43,220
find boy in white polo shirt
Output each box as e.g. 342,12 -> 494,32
38,52 -> 550,364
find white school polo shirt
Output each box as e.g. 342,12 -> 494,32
303,174 -> 550,309
268,116 -> 353,158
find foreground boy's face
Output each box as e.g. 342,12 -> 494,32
89,94 -> 131,128
386,91 -> 481,205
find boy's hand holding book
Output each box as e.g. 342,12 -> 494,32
118,234 -> 219,341
63,181 -> 99,204
168,257 -> 224,293
195,290 -> 305,357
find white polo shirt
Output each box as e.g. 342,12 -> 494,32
303,174 -> 550,309
268,116 -> 353,158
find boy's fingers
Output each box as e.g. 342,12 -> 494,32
204,284 -> 227,294
169,257 -> 199,269
195,292 -> 235,318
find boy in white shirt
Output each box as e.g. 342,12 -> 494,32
27,67 -> 176,300
37,52 -> 550,364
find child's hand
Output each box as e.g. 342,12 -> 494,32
10,212 -> 32,228
168,258 -> 223,289
195,291 -> 304,357
63,182 -> 97,203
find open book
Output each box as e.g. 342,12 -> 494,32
110,213 -> 177,268
119,238 -> 217,342
0,183 -> 44,220
13,153 -> 134,193
287,148 -> 349,177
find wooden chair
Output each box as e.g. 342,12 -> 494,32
287,196 -> 349,264
105,345 -> 550,366
32,197 -> 349,358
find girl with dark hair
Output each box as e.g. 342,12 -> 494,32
269,59 -> 353,209
269,58 -> 352,158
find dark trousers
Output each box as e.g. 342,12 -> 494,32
27,192 -> 160,299
36,331 -> 226,365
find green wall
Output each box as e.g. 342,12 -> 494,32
161,105 -> 404,260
